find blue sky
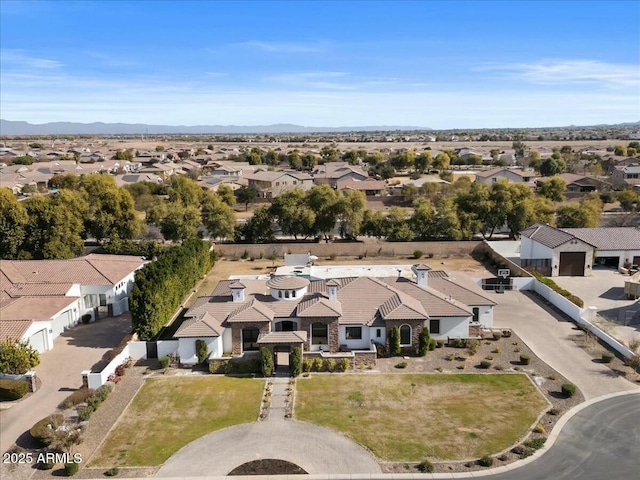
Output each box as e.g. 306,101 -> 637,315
1,0 -> 639,128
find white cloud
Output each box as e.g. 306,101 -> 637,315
477,59 -> 640,89
236,41 -> 328,54
267,71 -> 353,90
1,49 -> 64,69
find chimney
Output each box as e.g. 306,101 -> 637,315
411,264 -> 431,288
230,281 -> 246,302
326,279 -> 340,302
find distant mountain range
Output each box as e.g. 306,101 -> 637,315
0,120 -> 429,135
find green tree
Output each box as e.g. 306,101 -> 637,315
320,145 -> 340,162
290,346 -> 302,377
414,151 -> 432,172
401,183 -> 419,200
149,201 -> 201,241
365,151 -> 384,168
201,191 -> 236,240
539,157 -> 566,176
78,174 -> 142,240
306,184 -> 341,241
114,149 -> 134,161
613,145 -> 627,156
196,339 -> 209,364
301,152 -> 318,170
385,207 -> 413,241
538,177 -> 567,202
240,206 -> 274,243
261,347 -> 274,377
246,147 -> 262,165
216,184 -> 236,207
389,326 -> 401,356
361,209 -> 387,239
617,190 -> 639,212
512,141 -> 527,159
0,188 -> 28,259
434,199 -> 465,240
556,195 -> 603,228
48,174 -> 80,190
264,149 -> 280,166
337,190 -> 366,240
417,328 -> 430,356
269,189 -> 315,239
168,176 -> 203,207
288,149 -> 302,169
155,145 -> 165,152
390,150 -> 416,171
12,155 -> 35,165
0,339 -> 40,374
235,185 -> 257,211
411,198 -> 436,240
627,147 -> 638,157
433,152 -> 451,170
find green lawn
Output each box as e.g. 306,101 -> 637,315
295,373 -> 548,462
90,376 -> 264,467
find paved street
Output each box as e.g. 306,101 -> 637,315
0,315 -> 132,453
494,290 -> 639,400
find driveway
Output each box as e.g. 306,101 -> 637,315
0,314 -> 132,453
156,420 -> 382,476
494,290 -> 639,400
553,268 -> 640,346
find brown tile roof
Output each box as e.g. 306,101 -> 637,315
257,330 -> 307,344
520,223 -> 587,249
266,276 -> 310,290
429,275 -> 497,307
0,319 -> 34,343
561,227 -> 640,251
1,296 -> 79,321
227,299 -> 274,323
4,283 -> 74,298
174,313 -> 222,338
297,296 -> 342,317
379,292 -> 428,320
380,277 -> 472,317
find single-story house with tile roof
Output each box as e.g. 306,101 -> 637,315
520,224 -> 640,276
174,265 -> 496,364
536,173 -> 612,194
0,254 -> 145,352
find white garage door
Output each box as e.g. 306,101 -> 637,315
29,329 -> 48,353
51,310 -> 73,338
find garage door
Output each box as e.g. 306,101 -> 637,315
52,310 -> 73,338
633,256 -> 640,266
559,252 -> 586,276
29,329 -> 47,353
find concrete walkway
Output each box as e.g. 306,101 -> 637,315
265,366 -> 291,422
494,290 -> 640,400
0,315 -> 132,454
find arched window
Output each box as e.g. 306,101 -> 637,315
311,322 -> 328,345
400,324 -> 412,346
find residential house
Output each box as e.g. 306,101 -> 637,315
336,178 -> 387,196
536,173 -> 611,195
612,164 -> 640,190
245,170 -> 313,198
520,224 -> 640,275
173,265 -> 496,364
313,163 -> 369,188
0,254 -> 145,353
475,168 -> 537,186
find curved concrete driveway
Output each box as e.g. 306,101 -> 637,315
156,420 -> 382,476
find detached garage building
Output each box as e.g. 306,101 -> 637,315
520,224 -> 640,277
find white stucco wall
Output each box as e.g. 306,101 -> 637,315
339,325 -> 371,350
596,250 -> 640,268
178,337 -> 221,364
551,241 -> 594,277
430,316 -> 469,339
521,236 -> 553,260
222,329 -> 232,354
22,321 -> 53,353
369,326 -> 386,345
471,305 -> 493,328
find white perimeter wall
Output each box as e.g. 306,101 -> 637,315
178,337 -> 222,364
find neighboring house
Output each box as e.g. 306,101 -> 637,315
612,164 -> 640,190
520,224 -> 640,275
536,173 -> 612,194
336,178 -> 387,196
313,163 -> 369,188
475,168 -> 536,186
173,264 -> 496,364
0,254 -> 145,353
244,170 -> 313,198
197,175 -> 244,192
114,173 -> 164,187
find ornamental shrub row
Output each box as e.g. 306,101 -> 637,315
533,273 -> 584,308
0,379 -> 29,400
130,239 -> 215,340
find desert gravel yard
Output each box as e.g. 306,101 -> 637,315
295,373 -> 549,462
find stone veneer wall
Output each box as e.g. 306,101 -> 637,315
298,317 -> 340,352
385,319 -> 425,354
231,321 -> 271,355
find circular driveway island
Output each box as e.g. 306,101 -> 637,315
155,419 -> 382,476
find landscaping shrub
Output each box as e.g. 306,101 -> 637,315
196,339 -> 209,364
78,406 -> 93,421
436,340 -> 445,348
561,383 -> 576,397
337,358 -> 350,372
548,407 -> 560,416
417,460 -> 434,473
95,384 -> 113,402
412,250 -> 423,259
428,338 -> 436,351
532,273 -> 584,307
520,354 -> 531,365
290,347 -> 302,377
37,461 -> 55,470
81,314 -> 92,324
389,326 -> 401,356
0,339 -> 40,374
395,361 -> 408,369
492,331 -> 502,341
64,462 -> 79,476
302,358 -> 313,373
466,339 -> 480,356
312,357 -> 323,372
479,360 -> 492,369
417,329 -> 430,356
478,455 -> 494,467
525,437 -> 546,450
104,467 -> 120,476
323,358 -> 335,372
0,379 -> 29,400
534,423 -> 546,434
208,359 -> 229,374
601,351 -> 614,363
158,356 -> 170,369
446,353 -> 455,361
86,395 -> 102,410
261,347 -> 274,377
59,388 -> 96,409
30,414 -> 63,447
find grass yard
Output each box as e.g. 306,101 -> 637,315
90,376 -> 264,467
295,373 -> 548,462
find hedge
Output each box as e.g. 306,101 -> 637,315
0,379 -> 29,400
533,273 -> 584,308
130,239 -> 215,340
561,383 -> 576,397
30,414 -> 64,447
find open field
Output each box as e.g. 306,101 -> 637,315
89,376 -> 264,467
295,373 -> 548,462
